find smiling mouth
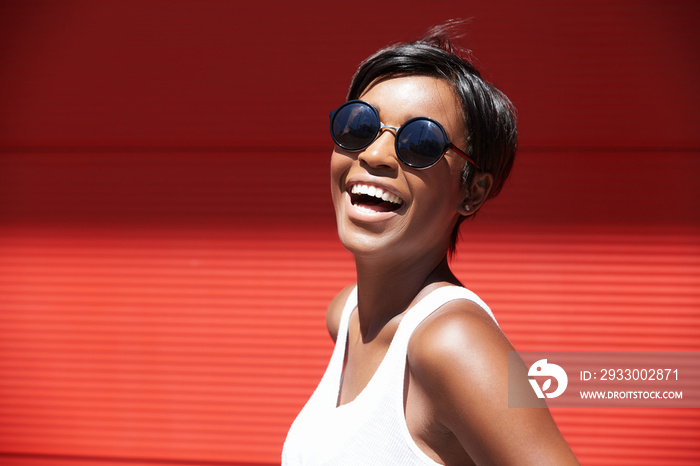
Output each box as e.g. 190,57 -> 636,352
349,184 -> 403,213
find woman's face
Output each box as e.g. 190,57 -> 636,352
330,75 -> 469,261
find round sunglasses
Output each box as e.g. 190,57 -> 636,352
329,100 -> 478,169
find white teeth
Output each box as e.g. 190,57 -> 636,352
350,184 -> 402,205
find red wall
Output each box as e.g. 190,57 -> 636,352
1,1 -> 699,465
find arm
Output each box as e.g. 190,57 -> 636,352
408,301 -> 579,465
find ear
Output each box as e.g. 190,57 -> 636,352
457,173 -> 494,217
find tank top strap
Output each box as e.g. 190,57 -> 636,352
320,286 -> 358,401
335,286 -> 358,353
374,285 -> 498,430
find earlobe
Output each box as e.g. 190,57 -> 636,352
457,202 -> 471,216
457,200 -> 472,217
457,173 -> 493,217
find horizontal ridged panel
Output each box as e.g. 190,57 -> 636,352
451,229 -> 700,351
0,0 -> 698,149
1,151 -> 699,226
0,456 -> 263,466
0,232 -> 351,463
551,409 -> 700,465
1,149 -> 699,463
2,224 -> 699,464
0,0 -> 699,450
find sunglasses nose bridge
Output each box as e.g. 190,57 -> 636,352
378,122 -> 399,137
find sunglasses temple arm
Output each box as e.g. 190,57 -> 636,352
450,144 -> 479,169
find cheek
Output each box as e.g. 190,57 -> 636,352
330,147 -> 355,177
330,150 -> 349,200
408,166 -> 465,224
443,157 -> 468,202
411,159 -> 464,201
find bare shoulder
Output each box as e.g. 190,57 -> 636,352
408,298 -> 510,391
407,297 -> 579,465
325,284 -> 356,342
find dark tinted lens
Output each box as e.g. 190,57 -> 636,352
331,102 -> 379,150
396,119 -> 447,168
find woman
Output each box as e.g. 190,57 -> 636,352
283,22 -> 578,465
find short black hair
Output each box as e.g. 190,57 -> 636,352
346,20 -> 517,255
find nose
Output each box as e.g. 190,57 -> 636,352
358,125 -> 399,170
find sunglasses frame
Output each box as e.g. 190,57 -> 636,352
330,100 -> 478,169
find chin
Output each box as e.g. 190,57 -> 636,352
335,221 -> 395,259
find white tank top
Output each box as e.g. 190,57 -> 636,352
282,286 -> 497,465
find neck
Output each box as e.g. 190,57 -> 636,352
353,251 -> 459,342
